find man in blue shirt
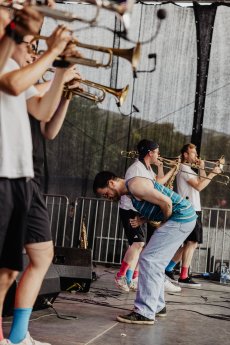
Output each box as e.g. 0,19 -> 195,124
93,171 -> 196,324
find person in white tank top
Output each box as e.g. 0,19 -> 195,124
165,143 -> 222,287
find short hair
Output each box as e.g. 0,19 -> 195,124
93,171 -> 118,194
180,143 -> 196,161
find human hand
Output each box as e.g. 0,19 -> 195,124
46,25 -> 72,56
129,216 -> 145,228
14,6 -> 43,36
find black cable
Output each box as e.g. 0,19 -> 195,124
44,299 -> 78,320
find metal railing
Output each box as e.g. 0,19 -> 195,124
44,194 -> 230,273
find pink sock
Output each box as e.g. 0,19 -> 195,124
132,270 -> 139,279
117,261 -> 129,277
180,266 -> 189,280
0,317 -> 4,341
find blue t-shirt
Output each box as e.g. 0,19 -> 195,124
127,179 -> 197,223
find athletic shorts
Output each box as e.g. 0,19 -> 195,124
0,178 -> 33,271
119,208 -> 146,245
25,180 -> 52,245
184,211 -> 203,244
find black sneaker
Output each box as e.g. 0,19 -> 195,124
117,311 -> 154,325
165,270 -> 177,282
178,277 -> 201,288
156,306 -> 167,317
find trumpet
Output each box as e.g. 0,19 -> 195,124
120,150 -> 138,159
0,0 -> 134,29
160,156 -> 230,186
0,0 -> 101,24
31,35 -> 141,72
64,79 -> 129,106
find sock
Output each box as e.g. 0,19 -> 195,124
180,266 -> 189,280
117,261 -> 129,277
126,269 -> 133,284
0,317 -> 4,341
165,260 -> 177,272
9,308 -> 32,344
132,270 -> 139,280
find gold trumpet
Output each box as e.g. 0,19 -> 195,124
32,35 -> 141,72
0,0 -> 101,24
64,80 -> 129,106
120,150 -> 138,158
160,156 -> 230,186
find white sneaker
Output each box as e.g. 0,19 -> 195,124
164,277 -> 181,292
115,274 -> 130,292
15,333 -> 51,345
129,277 -> 138,291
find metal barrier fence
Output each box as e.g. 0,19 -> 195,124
44,195 -> 230,273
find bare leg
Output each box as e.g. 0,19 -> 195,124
123,242 -> 144,271
14,241 -> 53,308
181,241 -> 198,268
0,268 -> 18,315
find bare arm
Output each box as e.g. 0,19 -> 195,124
156,166 -> 177,185
40,96 -> 70,139
128,177 -> 173,220
0,26 -> 71,96
187,165 -> 222,192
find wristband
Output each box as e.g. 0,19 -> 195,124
5,21 -> 23,44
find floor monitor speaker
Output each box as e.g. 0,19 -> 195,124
53,247 -> 92,292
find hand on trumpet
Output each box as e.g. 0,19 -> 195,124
45,25 -> 73,57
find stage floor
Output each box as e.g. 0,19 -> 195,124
3,265 -> 230,345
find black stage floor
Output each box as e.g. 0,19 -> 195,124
3,266 -> 230,345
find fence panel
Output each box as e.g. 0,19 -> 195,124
44,194 -> 230,272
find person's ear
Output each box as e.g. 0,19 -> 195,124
108,179 -> 116,188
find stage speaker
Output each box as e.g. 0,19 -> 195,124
53,247 -> 92,292
3,254 -> 60,317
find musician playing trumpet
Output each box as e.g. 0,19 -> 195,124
165,143 -> 222,287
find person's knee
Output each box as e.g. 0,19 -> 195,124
25,241 -> 54,269
131,242 -> 145,252
0,268 -> 18,286
186,241 -> 198,250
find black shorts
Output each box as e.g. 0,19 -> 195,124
184,211 -> 203,244
0,178 -> 33,271
119,208 -> 146,245
25,180 -> 52,245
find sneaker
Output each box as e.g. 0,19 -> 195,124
117,311 -> 154,325
165,270 -> 177,282
129,277 -> 138,292
16,333 -> 51,345
156,306 -> 167,317
164,277 -> 181,292
115,274 -> 129,292
0,340 -> 11,345
178,277 -> 201,288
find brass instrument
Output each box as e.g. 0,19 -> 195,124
0,0 -> 101,24
120,150 -> 138,158
80,219 -> 88,250
63,79 -> 129,106
1,0 -> 134,28
160,156 -> 230,186
31,35 -> 141,72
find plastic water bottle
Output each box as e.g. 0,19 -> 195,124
220,265 -> 227,284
